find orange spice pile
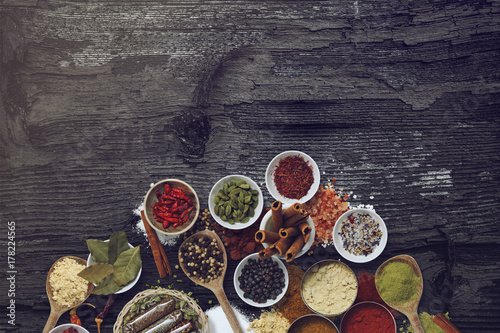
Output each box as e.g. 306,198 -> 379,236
275,265 -> 313,324
302,179 -> 350,245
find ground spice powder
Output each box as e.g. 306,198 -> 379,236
355,272 -> 398,317
375,262 -> 420,304
275,265 -> 313,323
402,312 -> 450,333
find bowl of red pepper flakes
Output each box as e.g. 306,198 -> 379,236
143,179 -> 200,236
266,151 -> 320,205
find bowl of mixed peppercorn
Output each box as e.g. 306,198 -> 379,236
233,253 -> 288,307
143,179 -> 200,236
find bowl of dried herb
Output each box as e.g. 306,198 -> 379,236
265,151 -> 320,205
82,231 -> 142,295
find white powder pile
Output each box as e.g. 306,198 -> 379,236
206,304 -> 251,332
133,202 -> 180,247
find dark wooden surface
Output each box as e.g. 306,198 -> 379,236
1,0 -> 500,332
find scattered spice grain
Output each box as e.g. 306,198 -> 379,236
248,308 -> 290,333
275,265 -> 313,323
302,180 -> 350,245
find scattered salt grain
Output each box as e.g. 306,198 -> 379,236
206,304 -> 251,332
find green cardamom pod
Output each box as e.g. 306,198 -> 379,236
221,215 -> 228,221
241,217 -> 250,223
225,205 -> 232,216
239,183 -> 250,189
244,195 -> 251,203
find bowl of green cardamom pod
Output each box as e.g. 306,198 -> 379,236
208,175 -> 264,230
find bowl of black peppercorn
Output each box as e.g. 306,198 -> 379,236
233,253 -> 289,307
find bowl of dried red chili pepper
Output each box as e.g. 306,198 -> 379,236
143,179 -> 200,236
266,150 -> 320,205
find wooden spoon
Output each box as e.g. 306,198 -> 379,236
43,256 -> 94,333
375,255 -> 425,333
178,230 -> 243,333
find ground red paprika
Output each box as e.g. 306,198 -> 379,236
341,302 -> 395,333
355,271 -> 398,317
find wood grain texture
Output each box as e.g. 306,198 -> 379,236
1,0 -> 499,332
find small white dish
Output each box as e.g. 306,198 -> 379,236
87,241 -> 142,294
208,174 -> 264,230
332,208 -> 388,263
233,253 -> 289,307
49,324 -> 90,333
259,205 -> 315,260
265,150 -> 320,205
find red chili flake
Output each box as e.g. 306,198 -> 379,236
273,155 -> 314,199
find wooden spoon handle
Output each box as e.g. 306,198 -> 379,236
408,310 -> 425,333
213,287 -> 243,333
42,309 -> 61,333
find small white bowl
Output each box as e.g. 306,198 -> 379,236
208,175 -> 264,230
332,208 -> 388,263
50,324 -> 90,333
87,241 -> 142,294
265,151 -> 320,205
259,205 -> 315,260
233,253 -> 289,307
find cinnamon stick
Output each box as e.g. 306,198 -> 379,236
140,210 -> 172,277
431,314 -> 461,333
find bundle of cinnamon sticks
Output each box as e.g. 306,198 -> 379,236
255,201 -> 311,262
140,210 -> 172,278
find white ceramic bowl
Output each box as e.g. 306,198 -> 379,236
265,151 -> 320,205
233,253 -> 289,307
87,241 -> 142,294
259,205 -> 315,260
332,208 -> 388,263
50,324 -> 90,333
208,175 -> 264,230
143,179 -> 200,236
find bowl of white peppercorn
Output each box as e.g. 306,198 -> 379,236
233,253 -> 288,308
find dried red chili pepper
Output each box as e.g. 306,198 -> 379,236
69,303 -> 95,326
152,185 -> 194,229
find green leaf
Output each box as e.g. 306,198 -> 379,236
87,239 -> 109,263
78,263 -> 114,284
113,247 -> 141,287
92,274 -> 120,295
108,231 -> 130,265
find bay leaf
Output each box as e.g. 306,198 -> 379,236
78,263 -> 114,284
87,239 -> 109,263
108,231 -> 130,265
93,274 -> 120,295
113,247 -> 141,287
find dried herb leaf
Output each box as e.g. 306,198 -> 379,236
93,274 -> 120,295
108,231 -> 130,265
87,239 -> 109,263
78,263 -> 114,284
113,247 -> 142,287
